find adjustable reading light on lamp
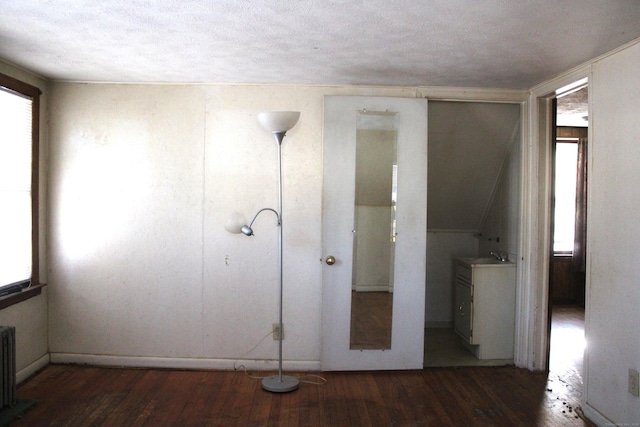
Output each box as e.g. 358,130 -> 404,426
225,111 -> 300,393
239,208 -> 280,236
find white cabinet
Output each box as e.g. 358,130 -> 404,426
454,258 -> 516,360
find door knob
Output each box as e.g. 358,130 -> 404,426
325,255 -> 336,265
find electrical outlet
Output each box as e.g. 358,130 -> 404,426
272,323 -> 284,340
629,369 -> 639,397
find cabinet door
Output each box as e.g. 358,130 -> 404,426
454,281 -> 472,341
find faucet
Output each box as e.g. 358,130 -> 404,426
490,251 -> 508,262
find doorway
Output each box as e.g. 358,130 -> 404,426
423,100 -> 522,367
547,83 -> 587,397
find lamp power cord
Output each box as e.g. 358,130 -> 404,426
233,329 -> 327,386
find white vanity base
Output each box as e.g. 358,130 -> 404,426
454,258 -> 517,360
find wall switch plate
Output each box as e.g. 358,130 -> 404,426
629,369 -> 639,397
272,323 -> 283,340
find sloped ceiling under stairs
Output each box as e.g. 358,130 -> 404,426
427,101 -> 521,231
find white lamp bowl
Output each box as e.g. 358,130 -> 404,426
224,212 -> 247,234
257,111 -> 300,133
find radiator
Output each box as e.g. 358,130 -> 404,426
0,326 -> 16,408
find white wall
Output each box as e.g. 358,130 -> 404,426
425,231 -> 477,324
0,290 -> 48,382
582,41 -> 640,425
47,83 -> 417,369
0,60 -> 50,381
479,121 -> 521,260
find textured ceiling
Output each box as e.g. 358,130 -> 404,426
1,1 -> 640,88
557,86 -> 588,127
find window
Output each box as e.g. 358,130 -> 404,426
553,141 -> 578,253
0,73 -> 41,296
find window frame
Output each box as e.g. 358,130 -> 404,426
551,126 -> 588,256
552,139 -> 578,255
0,72 -> 44,309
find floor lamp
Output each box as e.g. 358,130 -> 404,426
225,111 -> 301,393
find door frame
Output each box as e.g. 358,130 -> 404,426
524,71 -> 591,371
418,88 -> 530,369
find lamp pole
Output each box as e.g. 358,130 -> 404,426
259,127 -> 299,393
275,131 -> 285,385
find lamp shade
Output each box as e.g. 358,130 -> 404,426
224,212 -> 247,234
257,111 -> 300,133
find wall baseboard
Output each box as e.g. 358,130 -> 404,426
581,402 -> 614,426
353,286 -> 393,292
17,353 -> 49,384
49,353 -> 321,372
425,321 -> 453,329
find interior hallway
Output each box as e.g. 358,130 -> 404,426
547,305 -> 586,417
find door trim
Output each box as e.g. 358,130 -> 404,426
524,68 -> 591,371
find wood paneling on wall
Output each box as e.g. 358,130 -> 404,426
550,256 -> 585,306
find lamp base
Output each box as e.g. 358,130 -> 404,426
261,374 -> 299,393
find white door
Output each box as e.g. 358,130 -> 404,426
321,96 -> 428,370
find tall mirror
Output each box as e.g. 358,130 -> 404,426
350,110 -> 398,350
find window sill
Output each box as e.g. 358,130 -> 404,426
553,253 -> 573,258
0,284 -> 46,310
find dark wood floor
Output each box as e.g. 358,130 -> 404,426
9,306 -> 590,426
12,364 -> 593,426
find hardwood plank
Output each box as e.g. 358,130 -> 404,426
207,371 -> 249,425
434,369 -> 484,425
356,372 -> 391,425
417,372 -> 456,425
14,365 -> 595,426
320,371 -> 351,426
169,370 -> 216,426
243,379 -> 272,425
296,374 -> 323,427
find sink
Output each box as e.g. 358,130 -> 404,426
460,257 -> 512,265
